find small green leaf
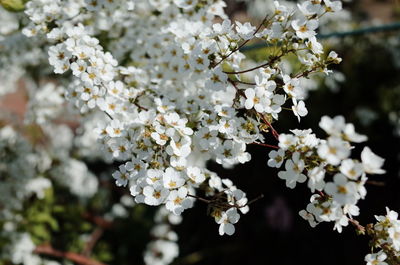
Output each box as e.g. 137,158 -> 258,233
0,0 -> 28,12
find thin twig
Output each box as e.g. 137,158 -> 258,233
242,194 -> 264,208
35,245 -> 107,265
224,60 -> 275,75
82,227 -> 104,257
82,213 -> 113,229
349,219 -> 366,235
366,180 -> 385,187
188,194 -> 212,204
259,113 -> 280,140
213,14 -> 269,68
250,142 -> 279,149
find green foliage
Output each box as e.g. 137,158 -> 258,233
0,0 -> 29,12
22,188 -> 56,245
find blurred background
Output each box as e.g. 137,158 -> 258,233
1,0 -> 400,265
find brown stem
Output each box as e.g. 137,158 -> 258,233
188,194 -> 212,204
259,113 -> 280,140
349,219 -> 366,235
366,180 -> 385,187
34,245 -> 107,265
134,101 -> 148,111
250,142 -> 279,149
224,50 -> 290,75
82,213 -> 113,229
224,60 -> 275,75
82,227 -> 104,257
241,194 -> 264,208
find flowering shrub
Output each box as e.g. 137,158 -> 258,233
0,0 -> 398,264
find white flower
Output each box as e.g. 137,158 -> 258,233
235,21 -> 256,40
212,19 -> 233,35
327,51 -> 342,63
163,168 -> 185,190
186,167 -> 205,184
319,115 -> 345,136
217,208 -> 240,236
166,137 -> 192,158
299,210 -> 318,228
317,136 -> 350,166
10,234 -> 36,265
267,149 -> 285,168
106,120 -> 125,138
343,123 -> 367,143
70,60 -> 87,77
307,36 -> 323,54
291,19 -> 318,40
244,87 -> 270,113
361,147 -> 386,174
307,165 -> 325,192
283,75 -> 304,99
146,169 -> 164,185
112,164 -> 132,187
339,159 -> 364,180
166,187 -> 192,215
324,0 -> 342,12
297,1 -> 322,16
365,252 -> 388,265
325,173 -> 358,205
292,99 -> 308,122
143,184 -> 169,206
173,0 -> 198,9
388,224 -> 400,251
278,152 -> 307,189
196,127 -> 218,150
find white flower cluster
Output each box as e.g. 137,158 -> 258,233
364,208 -> 400,265
4,233 -> 41,265
268,115 -> 385,232
0,126 -> 51,217
25,82 -> 65,124
0,6 -> 45,97
19,0 -> 346,236
1,231 -> 59,265
144,207 -> 182,265
0,0 -> 397,264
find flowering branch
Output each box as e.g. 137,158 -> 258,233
213,14 -> 270,68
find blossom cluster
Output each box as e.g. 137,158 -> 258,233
364,208 -> 400,265
268,115 -> 385,232
17,0 -> 348,237
0,125 -> 51,217
144,207 -> 181,265
0,0 -> 397,264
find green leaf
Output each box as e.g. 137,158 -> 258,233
0,0 -> 29,12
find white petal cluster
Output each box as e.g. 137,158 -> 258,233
0,0 -> 397,264
0,126 -> 50,216
268,116 -> 385,232
18,0 -> 345,236
144,207 -> 181,265
364,208 -> 400,265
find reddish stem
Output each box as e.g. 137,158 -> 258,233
34,245 -> 107,265
251,142 -> 279,149
259,114 -> 280,140
82,213 -> 113,229
82,227 -> 104,257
